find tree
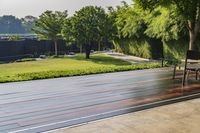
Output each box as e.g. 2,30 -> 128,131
0,15 -> 26,33
115,4 -> 146,39
143,7 -> 186,41
107,6 -> 118,40
21,15 -> 38,33
96,12 -> 109,51
62,6 -> 108,59
134,0 -> 200,50
32,10 -> 68,56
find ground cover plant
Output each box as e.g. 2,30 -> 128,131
0,54 -> 161,83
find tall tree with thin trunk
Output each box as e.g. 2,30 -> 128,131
32,10 -> 68,56
134,0 -> 200,50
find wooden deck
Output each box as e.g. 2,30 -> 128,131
0,68 -> 199,133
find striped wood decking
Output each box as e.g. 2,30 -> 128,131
0,68 -> 199,132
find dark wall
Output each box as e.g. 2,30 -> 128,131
0,41 -> 25,57
0,40 -> 67,61
0,40 -> 113,61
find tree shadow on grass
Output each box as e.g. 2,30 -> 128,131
69,54 -> 132,66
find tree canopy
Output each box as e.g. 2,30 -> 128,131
114,4 -> 146,39
33,10 -> 68,56
1,0 -> 198,59
134,0 -> 200,50
62,6 -> 109,59
109,2 -> 180,41
0,15 -> 37,34
0,15 -> 26,34
21,15 -> 37,33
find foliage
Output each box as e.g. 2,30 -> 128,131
0,15 -> 37,34
110,2 -> 165,59
114,39 -> 151,58
163,40 -> 188,60
113,2 -> 186,41
134,0 -> 200,50
33,10 -> 68,55
0,54 -> 161,83
115,4 -> 146,39
106,7 -> 118,41
0,15 -> 26,33
62,6 -> 110,59
61,18 -> 74,44
21,15 -> 37,33
114,37 -> 163,59
1,1 -> 198,60
111,1 -> 200,59
134,0 -> 200,22
144,6 -> 186,41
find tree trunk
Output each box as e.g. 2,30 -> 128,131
54,40 -> 58,56
85,44 -> 91,59
80,44 -> 82,53
189,30 -> 196,50
188,21 -> 200,50
98,41 -> 101,51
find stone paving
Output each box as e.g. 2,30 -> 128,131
49,98 -> 200,133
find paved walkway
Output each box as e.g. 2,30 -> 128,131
104,52 -> 158,64
49,98 -> 200,133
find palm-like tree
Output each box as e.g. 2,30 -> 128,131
33,10 -> 68,56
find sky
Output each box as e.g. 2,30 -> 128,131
0,0 -> 133,18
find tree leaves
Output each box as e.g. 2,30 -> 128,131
32,10 -> 68,41
144,6 -> 185,41
62,6 -> 109,46
112,2 -> 187,42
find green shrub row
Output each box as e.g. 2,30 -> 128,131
0,63 -> 161,83
113,38 -> 163,60
114,39 -> 152,59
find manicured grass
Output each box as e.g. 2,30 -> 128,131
0,54 -> 161,83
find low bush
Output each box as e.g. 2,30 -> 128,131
0,54 -> 161,83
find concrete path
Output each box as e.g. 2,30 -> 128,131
104,52 -> 158,64
49,98 -> 200,133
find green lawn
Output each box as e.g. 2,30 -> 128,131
0,54 -> 161,83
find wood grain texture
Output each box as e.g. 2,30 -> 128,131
0,68 -> 199,132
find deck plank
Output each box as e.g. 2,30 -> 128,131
0,68 -> 199,132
